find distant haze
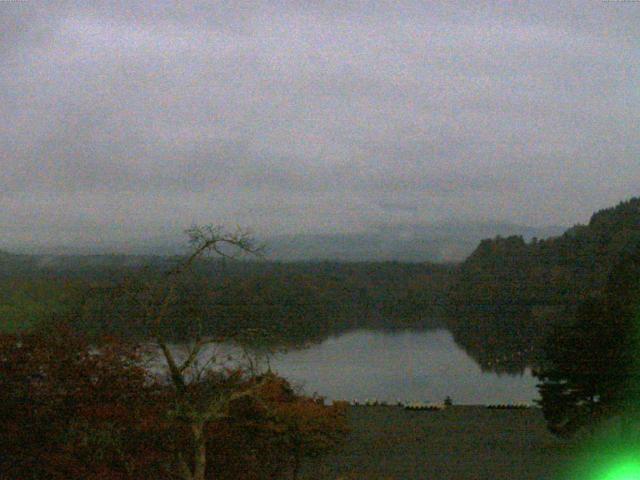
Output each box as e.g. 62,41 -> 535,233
7,221 -> 565,263
1,1 -> 638,250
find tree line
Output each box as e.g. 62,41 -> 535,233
446,197 -> 640,373
0,226 -> 349,480
0,253 -> 453,345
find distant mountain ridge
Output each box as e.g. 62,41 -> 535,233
2,221 -> 565,263
263,222 -> 565,263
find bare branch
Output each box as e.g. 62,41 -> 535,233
205,374 -> 272,420
125,224 -> 265,480
158,341 -> 186,392
182,224 -> 264,267
178,337 -> 215,374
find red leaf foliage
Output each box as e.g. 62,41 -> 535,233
0,325 -> 348,479
0,324 -> 172,479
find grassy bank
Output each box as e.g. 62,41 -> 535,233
302,406 -> 573,480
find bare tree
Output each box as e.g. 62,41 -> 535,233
138,225 -> 266,480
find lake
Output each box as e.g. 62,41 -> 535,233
269,329 -> 539,405
164,328 -> 539,405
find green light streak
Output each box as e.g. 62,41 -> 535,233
548,250 -> 640,479
599,459 -> 640,480
561,303 -> 640,480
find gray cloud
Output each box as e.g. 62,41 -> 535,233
1,1 -> 639,247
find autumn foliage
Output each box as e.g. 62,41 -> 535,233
0,324 -> 171,479
192,375 -> 347,480
0,324 -> 347,479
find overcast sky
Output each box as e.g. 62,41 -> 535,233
1,1 -> 639,247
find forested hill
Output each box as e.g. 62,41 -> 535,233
0,252 -> 454,342
1,198 -> 638,368
450,197 -> 640,308
0,250 -> 38,275
446,197 -> 640,372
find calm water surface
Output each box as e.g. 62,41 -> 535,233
162,328 -> 538,405
267,329 -> 538,405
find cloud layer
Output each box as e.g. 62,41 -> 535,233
1,1 -> 639,246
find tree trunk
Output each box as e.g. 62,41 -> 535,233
192,421 -> 207,480
177,454 -> 194,480
292,449 -> 301,480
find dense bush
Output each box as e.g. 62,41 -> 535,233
0,324 -> 170,479
0,324 -> 347,479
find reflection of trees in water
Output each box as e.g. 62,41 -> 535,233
75,267 -> 559,375
73,260 -> 452,348
76,284 -> 446,349
173,304 -> 543,379
78,279 -> 548,375
240,305 -> 546,378
450,325 -> 532,375
445,305 -> 564,375
164,308 -> 446,351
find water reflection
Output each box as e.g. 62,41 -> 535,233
268,329 -> 538,405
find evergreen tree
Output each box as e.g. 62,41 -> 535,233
534,247 -> 640,437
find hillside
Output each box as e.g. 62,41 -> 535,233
447,197 -> 640,372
